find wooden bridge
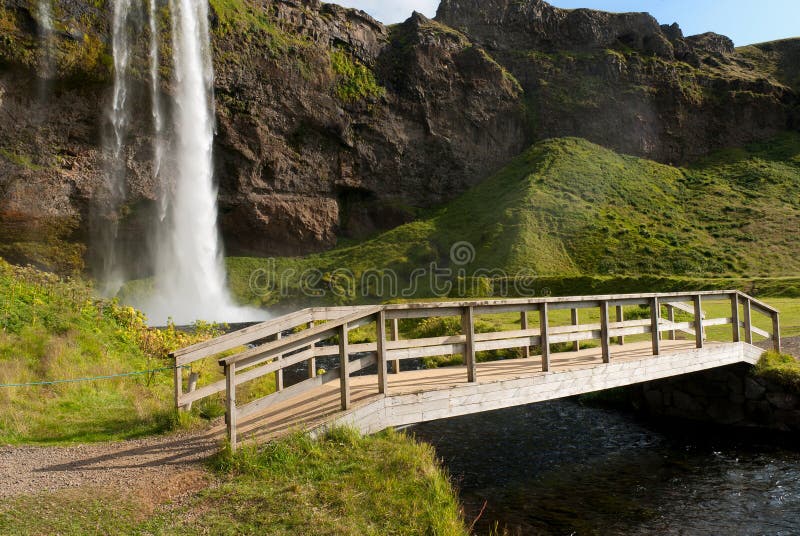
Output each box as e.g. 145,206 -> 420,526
171,291 -> 781,450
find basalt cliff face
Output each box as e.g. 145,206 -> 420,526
0,0 -> 798,274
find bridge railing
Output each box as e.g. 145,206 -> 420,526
172,291 -> 780,449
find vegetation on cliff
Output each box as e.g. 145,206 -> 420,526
228,133 -> 800,306
754,350 -> 800,391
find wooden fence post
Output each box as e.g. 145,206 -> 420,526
616,305 -> 625,345
462,307 -> 477,382
650,297 -> 661,356
307,321 -> 316,379
338,324 -> 351,410
571,308 -> 580,352
186,372 -> 199,411
225,363 -> 237,451
390,318 -> 400,374
694,295 -> 704,349
376,311 -> 388,395
172,354 -> 183,411
540,302 -> 550,372
773,312 -> 782,353
730,293 -> 741,343
600,301 -> 610,363
520,310 -> 531,359
742,298 -> 753,344
666,304 -> 676,341
275,332 -> 283,392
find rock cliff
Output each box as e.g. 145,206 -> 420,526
0,0 -> 798,274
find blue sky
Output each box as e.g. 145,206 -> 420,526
328,0 -> 800,46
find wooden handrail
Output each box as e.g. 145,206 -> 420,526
169,290 -> 781,449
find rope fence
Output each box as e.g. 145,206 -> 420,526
0,365 -> 188,388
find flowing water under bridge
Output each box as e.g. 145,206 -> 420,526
171,291 -> 781,449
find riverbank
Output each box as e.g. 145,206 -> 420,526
0,428 -> 468,535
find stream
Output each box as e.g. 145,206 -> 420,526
411,400 -> 800,535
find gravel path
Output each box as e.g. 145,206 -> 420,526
2,339 -> 796,501
0,427 -> 222,499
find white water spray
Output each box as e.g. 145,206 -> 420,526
148,0 -> 167,220
96,0 -> 132,296
37,0 -> 53,78
142,0 -> 262,325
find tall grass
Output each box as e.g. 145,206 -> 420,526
0,260 -> 225,444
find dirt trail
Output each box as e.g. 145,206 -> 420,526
1,339 -> 796,501
0,427 -> 222,499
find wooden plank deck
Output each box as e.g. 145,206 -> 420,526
233,339 -> 715,442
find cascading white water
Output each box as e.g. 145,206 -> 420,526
37,0 -> 53,79
142,0 -> 262,325
96,0 -> 133,296
148,0 -> 167,220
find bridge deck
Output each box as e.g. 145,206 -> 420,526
234,339 -> 713,442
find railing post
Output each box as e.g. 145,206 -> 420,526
172,353 -> 183,411
462,306 -> 477,382
390,318 -> 400,374
275,332 -> 283,392
225,362 -> 237,451
540,302 -> 550,372
730,293 -> 741,343
616,305 -> 625,345
600,301 -> 611,363
773,312 -> 782,353
742,297 -> 753,344
376,311 -> 388,395
650,297 -> 661,356
666,304 -> 676,341
307,321 -> 316,379
571,308 -> 580,352
694,295 -> 704,349
339,323 -> 351,410
520,310 -> 531,359
186,372 -> 199,411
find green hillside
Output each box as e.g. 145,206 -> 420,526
227,132 -> 800,305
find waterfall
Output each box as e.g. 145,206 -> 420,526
37,0 -> 53,79
141,0 -> 262,325
95,0 -> 133,296
148,0 -> 168,220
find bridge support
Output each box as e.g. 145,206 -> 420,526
376,311 -> 388,395
571,308 -> 580,352
650,297 -> 661,356
540,303 -> 550,371
339,324 -> 351,410
462,307 -> 477,382
694,296 -> 704,349
225,363 -> 237,450
390,319 -> 400,374
600,301 -> 611,363
520,311 -> 531,359
731,293 -> 741,343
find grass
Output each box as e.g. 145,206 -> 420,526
0,260 -> 229,444
0,428 -> 469,536
753,350 -> 800,391
226,133 -> 800,307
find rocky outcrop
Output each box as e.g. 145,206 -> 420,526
633,363 -> 800,432
436,0 -> 798,163
0,0 -> 799,273
0,0 -> 526,270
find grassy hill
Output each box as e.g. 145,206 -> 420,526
227,133 -> 800,306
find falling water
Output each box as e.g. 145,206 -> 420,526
95,0 -> 133,295
142,0 -> 262,325
37,0 -> 53,79
148,0 -> 167,220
